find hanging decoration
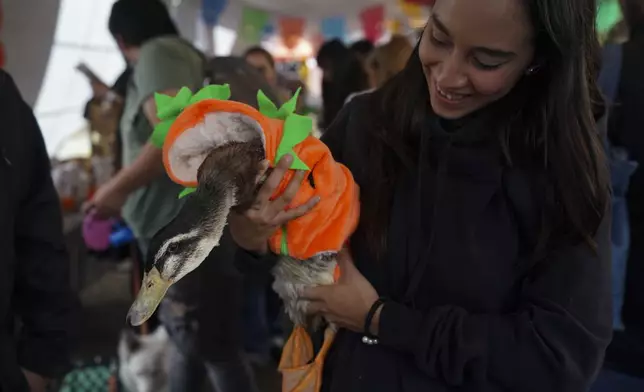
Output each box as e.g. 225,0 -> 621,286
201,0 -> 228,26
389,19 -> 403,34
263,20 -> 276,40
279,17 -> 306,50
321,16 -> 347,41
400,0 -> 423,18
359,5 -> 385,43
403,0 -> 435,5
239,6 -> 270,44
398,0 -> 427,30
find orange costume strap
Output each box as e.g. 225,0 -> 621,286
279,326 -> 337,392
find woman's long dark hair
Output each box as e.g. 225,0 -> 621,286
361,0 -> 609,257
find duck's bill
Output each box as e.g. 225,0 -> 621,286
127,267 -> 171,326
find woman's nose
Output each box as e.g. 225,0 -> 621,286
435,54 -> 468,89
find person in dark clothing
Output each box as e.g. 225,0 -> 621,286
595,0 -> 644,385
229,0 -> 612,391
349,39 -> 375,68
0,70 -> 77,392
316,39 -> 369,129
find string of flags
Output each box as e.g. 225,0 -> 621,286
200,0 -> 619,53
201,0 -> 434,50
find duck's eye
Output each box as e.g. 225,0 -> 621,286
167,243 -> 179,254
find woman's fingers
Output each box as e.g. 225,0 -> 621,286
269,170 -> 307,214
279,194 -> 320,222
254,155 -> 293,208
255,160 -> 271,185
299,285 -> 328,301
247,154 -> 318,226
304,300 -> 326,315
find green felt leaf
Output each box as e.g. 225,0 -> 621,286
178,187 -> 197,198
150,120 -> 172,148
154,93 -> 173,114
280,87 -> 301,117
257,89 -> 279,118
282,113 -> 311,146
156,87 -> 192,120
289,153 -> 309,171
258,87 -> 303,120
190,84 -> 231,104
274,113 -> 312,170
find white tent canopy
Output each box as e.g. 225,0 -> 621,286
5,0 -> 415,156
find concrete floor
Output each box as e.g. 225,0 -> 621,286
76,256 -> 280,391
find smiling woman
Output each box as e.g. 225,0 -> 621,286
419,0 -> 534,119
229,0 -> 612,391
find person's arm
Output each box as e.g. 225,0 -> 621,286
95,41 -> 202,200
10,76 -> 78,381
375,210 -> 612,391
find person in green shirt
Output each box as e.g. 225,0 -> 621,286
84,1 -> 259,391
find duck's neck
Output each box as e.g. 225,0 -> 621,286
197,182 -> 237,247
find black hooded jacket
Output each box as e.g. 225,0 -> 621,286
236,92 -> 612,391
604,22 -> 644,377
0,71 -> 77,391
313,94 -> 612,391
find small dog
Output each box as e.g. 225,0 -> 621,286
117,326 -> 170,392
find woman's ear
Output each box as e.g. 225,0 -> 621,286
525,56 -> 545,75
525,65 -> 539,75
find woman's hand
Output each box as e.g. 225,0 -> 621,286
300,248 -> 381,334
82,177 -> 128,218
228,154 -> 320,254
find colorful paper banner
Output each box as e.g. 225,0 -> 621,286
403,0 -> 434,4
389,19 -> 403,34
279,17 -> 306,49
263,20 -> 276,39
400,0 -> 423,18
201,0 -> 228,26
321,16 -> 346,41
240,6 -> 270,44
360,5 -> 385,43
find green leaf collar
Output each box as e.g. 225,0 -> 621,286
257,88 -> 311,171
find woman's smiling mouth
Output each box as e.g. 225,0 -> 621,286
435,83 -> 471,102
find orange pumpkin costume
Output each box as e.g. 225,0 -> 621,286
151,85 -> 360,392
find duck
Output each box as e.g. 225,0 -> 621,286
127,84 -> 360,392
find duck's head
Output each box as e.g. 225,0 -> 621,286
127,137 -> 265,326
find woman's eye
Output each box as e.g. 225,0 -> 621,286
430,34 -> 448,47
472,57 -> 503,71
